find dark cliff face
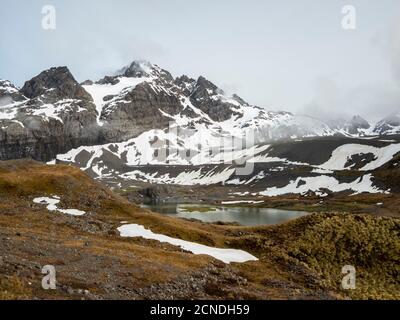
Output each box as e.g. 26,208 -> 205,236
100,82 -> 183,141
189,76 -> 240,122
0,60 -> 332,163
21,67 -> 92,101
0,117 -> 95,162
2,62 -> 232,161
0,115 -> 100,162
0,67 -> 101,161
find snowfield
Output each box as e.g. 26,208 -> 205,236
221,200 -> 264,204
54,133 -> 400,196
319,143 -> 400,171
56,129 -> 268,168
120,167 -> 236,185
117,223 -> 258,264
260,174 -> 387,197
33,196 -> 86,216
28,61 -> 400,196
83,76 -> 153,126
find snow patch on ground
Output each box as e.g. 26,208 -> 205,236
319,143 -> 400,171
33,196 -> 86,216
117,223 -> 258,264
260,174 -> 387,197
0,100 -> 27,120
120,167 -> 236,185
221,200 -> 264,205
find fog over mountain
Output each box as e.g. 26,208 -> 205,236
1,0 -> 400,122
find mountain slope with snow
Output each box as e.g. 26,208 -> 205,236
1,60 -> 355,162
373,112 -> 400,135
0,67 -> 99,161
1,59 -> 400,198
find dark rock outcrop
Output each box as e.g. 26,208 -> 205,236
346,115 -> 370,134
119,60 -> 174,83
2,59 -> 387,164
189,76 -> 240,122
100,82 -> 182,141
21,66 -> 92,101
0,68 -> 100,161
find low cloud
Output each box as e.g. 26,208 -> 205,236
0,96 -> 13,107
389,18 -> 400,84
303,15 -> 400,124
302,78 -> 400,123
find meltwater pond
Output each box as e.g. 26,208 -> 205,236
142,203 -> 308,226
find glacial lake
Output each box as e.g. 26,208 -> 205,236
142,203 -> 308,226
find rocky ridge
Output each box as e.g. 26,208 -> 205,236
1,60 -> 399,164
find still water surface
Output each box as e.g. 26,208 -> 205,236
142,203 -> 308,226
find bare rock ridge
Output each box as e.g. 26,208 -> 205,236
0,67 -> 99,161
0,60 -> 399,162
189,76 -> 241,122
21,66 -> 92,101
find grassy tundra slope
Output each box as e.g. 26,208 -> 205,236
0,160 -> 398,299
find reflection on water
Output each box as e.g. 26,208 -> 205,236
142,203 -> 308,226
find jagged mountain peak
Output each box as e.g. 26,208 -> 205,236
0,79 -> 18,91
175,74 -> 195,83
116,60 -> 173,82
194,76 -> 221,95
322,115 -> 370,135
21,66 -> 91,101
119,60 -> 154,77
5,59 -> 398,165
346,115 -> 370,134
350,115 -> 369,125
231,94 -> 248,106
0,79 -> 26,105
191,76 -> 251,108
0,79 -> 20,97
113,61 -> 248,111
173,75 -> 196,94
373,111 -> 400,135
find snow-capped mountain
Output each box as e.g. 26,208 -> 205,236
1,60 -> 400,197
80,60 -> 340,144
373,112 -> 400,135
55,133 -> 400,198
323,115 -> 372,136
0,60 -> 341,162
0,79 -> 25,105
0,67 -> 99,160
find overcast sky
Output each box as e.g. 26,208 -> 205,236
1,0 -> 400,122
